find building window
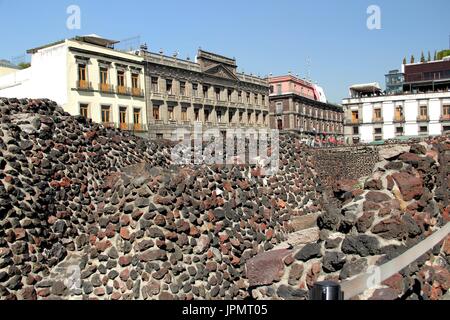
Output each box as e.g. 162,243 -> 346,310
263,114 -> 267,124
419,126 -> 428,133
151,77 -> 159,92
443,105 -> 450,120
254,94 -> 258,105
180,81 -> 186,96
192,84 -> 198,97
166,79 -> 173,94
119,106 -> 127,130
168,107 -> 174,121
156,133 -> 163,139
239,111 -> 243,122
100,67 -> 108,84
228,110 -> 233,122
153,106 -> 160,120
181,108 -> 187,121
227,89 -> 232,102
131,73 -> 139,89
80,104 -> 89,118
277,84 -> 282,95
396,126 -> 404,134
262,95 -> 266,105
375,136 -> 383,141
395,106 -> 404,121
248,112 -> 252,124
203,85 -> 209,98
374,108 -> 382,121
133,108 -> 141,130
101,105 -> 111,124
194,108 -> 200,122
276,102 -> 283,115
78,64 -> 88,88
270,85 -> 274,94
419,105 -> 428,120
374,127 -> 382,135
204,109 -> 210,122
246,92 -> 251,104
353,126 -> 359,135
351,110 -> 359,124
117,71 -> 126,94
215,87 -> 221,101
238,91 -> 242,102
217,110 -> 222,123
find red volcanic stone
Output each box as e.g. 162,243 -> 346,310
95,240 -> 111,252
223,181 -> 233,192
14,228 -> 26,240
59,177 -> 71,188
443,236 -> 450,256
265,229 -> 274,240
382,273 -> 404,295
237,180 -> 250,190
119,256 -> 132,267
333,179 -> 358,193
372,218 -> 406,240
363,201 -> 381,212
49,180 -> 60,188
37,288 -> 51,298
120,215 -> 130,226
120,269 -> 130,281
111,292 -> 122,300
85,130 -> 97,140
219,233 -> 229,243
364,179 -> 383,190
369,288 -> 399,300
366,191 -> 391,203
105,224 -> 116,238
245,249 -> 291,287
392,172 -> 423,201
399,152 -> 421,164
189,226 -> 199,237
120,227 -> 130,240
386,175 -> 395,191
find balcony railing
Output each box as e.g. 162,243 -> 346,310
131,87 -> 144,97
417,115 -> 429,122
154,119 -> 164,125
76,80 -> 93,91
344,119 -> 361,125
373,117 -> 384,123
99,83 -> 114,94
116,86 -> 130,95
393,116 -> 405,123
440,115 -> 450,121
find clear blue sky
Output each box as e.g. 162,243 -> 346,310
1,0 -> 449,103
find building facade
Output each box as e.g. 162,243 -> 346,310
342,89 -> 450,144
0,35 -> 147,134
268,75 -> 344,138
344,58 -> 450,144
141,48 -> 270,139
385,69 -> 404,95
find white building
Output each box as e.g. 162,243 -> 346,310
0,35 -> 147,133
342,83 -> 450,144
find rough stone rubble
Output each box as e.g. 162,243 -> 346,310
0,98 -> 323,300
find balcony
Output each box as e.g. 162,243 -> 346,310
440,115 -> 450,122
99,83 -> 114,94
182,120 -> 192,126
154,119 -> 164,125
131,87 -> 144,97
168,119 -> 178,125
344,119 -> 361,125
192,97 -> 203,104
393,116 -> 405,123
373,117 -> 384,123
150,92 -> 165,100
417,115 -> 429,122
179,96 -> 191,103
116,86 -> 130,96
76,80 -> 93,91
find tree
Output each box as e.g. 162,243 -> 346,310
402,57 -> 407,65
434,50 -> 437,61
420,51 -> 425,63
410,55 -> 415,64
427,51 -> 431,62
17,62 -> 31,69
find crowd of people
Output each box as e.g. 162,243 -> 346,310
303,135 -> 344,148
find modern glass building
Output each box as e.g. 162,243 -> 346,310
385,69 -> 404,95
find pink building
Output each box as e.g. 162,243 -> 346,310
268,75 -> 319,101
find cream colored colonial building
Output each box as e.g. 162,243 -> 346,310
0,35 -> 147,134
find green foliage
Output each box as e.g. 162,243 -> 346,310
427,51 -> 431,62
17,62 -> 31,69
410,55 -> 415,63
420,51 -> 425,63
437,50 -> 450,60
402,57 -> 406,65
